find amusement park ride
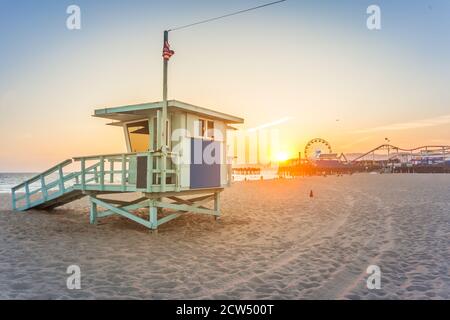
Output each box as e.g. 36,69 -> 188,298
304,138 -> 332,159
302,138 -> 347,163
234,136 -> 450,179
283,138 -> 450,175
301,138 -> 450,166
348,144 -> 450,173
267,136 -> 450,178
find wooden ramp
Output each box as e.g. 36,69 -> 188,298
11,159 -> 85,211
34,189 -> 85,210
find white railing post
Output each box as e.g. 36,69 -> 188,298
24,183 -> 30,209
40,175 -> 48,200
100,156 -> 105,190
175,153 -> 180,191
121,154 -> 126,191
58,165 -> 65,194
11,188 -> 16,211
109,159 -> 114,183
147,152 -> 153,192
94,166 -> 99,183
161,153 -> 167,193
81,159 -> 86,190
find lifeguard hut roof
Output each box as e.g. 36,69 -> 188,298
94,99 -> 244,125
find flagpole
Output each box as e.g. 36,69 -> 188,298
163,30 -> 169,102
160,30 -> 169,191
162,30 -> 169,150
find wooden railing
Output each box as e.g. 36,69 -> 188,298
11,151 -> 181,211
11,159 -> 78,211
72,151 -> 180,193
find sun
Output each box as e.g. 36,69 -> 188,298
275,151 -> 289,162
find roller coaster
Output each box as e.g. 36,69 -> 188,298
350,144 -> 450,165
278,143 -> 450,177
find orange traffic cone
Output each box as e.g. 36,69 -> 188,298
309,190 -> 314,198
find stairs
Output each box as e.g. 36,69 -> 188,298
11,151 -> 181,211
11,159 -> 83,211
33,188 -> 85,210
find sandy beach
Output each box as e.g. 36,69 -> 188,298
0,174 -> 448,299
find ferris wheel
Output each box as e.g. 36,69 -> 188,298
304,138 -> 332,159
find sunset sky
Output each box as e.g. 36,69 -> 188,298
1,0 -> 450,171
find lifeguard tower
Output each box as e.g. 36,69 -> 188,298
11,30 -> 244,231
11,99 -> 243,231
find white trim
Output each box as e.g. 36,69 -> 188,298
94,99 -> 244,124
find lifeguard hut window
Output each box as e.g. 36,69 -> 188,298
196,118 -> 215,140
207,120 -> 214,139
126,120 -> 149,152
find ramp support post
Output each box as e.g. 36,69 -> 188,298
89,196 -> 97,224
149,200 -> 158,231
214,191 -> 221,220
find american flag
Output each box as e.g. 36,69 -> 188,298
162,41 -> 175,60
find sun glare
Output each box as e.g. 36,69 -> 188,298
275,151 -> 289,162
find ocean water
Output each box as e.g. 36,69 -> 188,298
0,173 -> 43,193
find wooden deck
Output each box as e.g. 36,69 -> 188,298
11,151 -> 222,231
